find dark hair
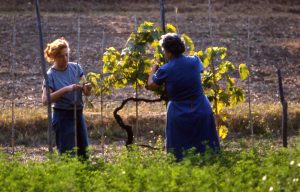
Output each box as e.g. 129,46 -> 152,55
160,33 -> 185,56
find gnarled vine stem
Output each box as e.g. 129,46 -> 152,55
113,97 -> 163,149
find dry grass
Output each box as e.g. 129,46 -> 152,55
225,102 -> 300,134
0,102 -> 299,146
0,107 -> 48,145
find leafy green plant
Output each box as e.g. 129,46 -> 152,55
0,141 -> 299,192
87,21 -> 249,142
197,47 -> 249,138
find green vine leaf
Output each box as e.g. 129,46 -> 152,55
181,33 -> 194,53
166,23 -> 177,33
239,63 -> 250,80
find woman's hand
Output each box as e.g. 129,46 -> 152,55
83,83 -> 92,92
151,64 -> 159,73
83,83 -> 92,96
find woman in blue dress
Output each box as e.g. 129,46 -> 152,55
42,37 -> 91,159
147,33 -> 220,160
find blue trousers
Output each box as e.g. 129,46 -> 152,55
52,109 -> 89,158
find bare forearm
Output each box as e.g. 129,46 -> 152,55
42,87 -> 69,105
42,83 -> 83,105
147,71 -> 155,87
147,69 -> 159,91
50,87 -> 69,103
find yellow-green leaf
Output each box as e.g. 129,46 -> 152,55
181,33 -> 194,52
197,50 -> 204,57
239,63 -> 249,80
203,58 -> 210,68
218,125 -> 228,140
166,23 -> 177,33
151,40 -> 160,48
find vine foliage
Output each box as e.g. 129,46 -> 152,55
87,21 -> 249,144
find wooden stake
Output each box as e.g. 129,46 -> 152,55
10,17 -> 16,154
160,0 -> 166,33
35,0 -> 53,152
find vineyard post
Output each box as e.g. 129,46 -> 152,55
277,59 -> 288,147
159,0 -> 166,33
134,15 -> 137,31
208,0 -> 218,130
10,17 -> 16,154
247,17 -> 254,145
73,15 -> 81,155
134,15 -> 140,140
100,31 -> 106,153
175,7 -> 179,33
208,0 -> 213,45
35,0 -> 53,152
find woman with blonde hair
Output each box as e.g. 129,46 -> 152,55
42,37 -> 91,158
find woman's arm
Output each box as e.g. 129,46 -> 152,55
41,84 -> 81,105
147,64 -> 160,91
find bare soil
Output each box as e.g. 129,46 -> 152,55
0,0 -> 299,107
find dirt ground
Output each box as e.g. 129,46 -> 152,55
1,135 -> 298,162
0,0 -> 299,107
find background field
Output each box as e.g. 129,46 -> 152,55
0,0 -> 299,107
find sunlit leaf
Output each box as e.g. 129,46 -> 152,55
151,40 -> 160,48
137,21 -> 154,33
239,63 -> 249,80
166,23 -> 177,33
215,72 -> 222,81
218,125 -> 228,139
219,47 -> 227,59
216,101 -> 223,114
203,57 -> 210,68
230,87 -> 245,105
181,33 -> 194,52
226,76 -> 235,87
197,50 -> 204,58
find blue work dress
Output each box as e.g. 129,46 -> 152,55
153,55 -> 220,159
44,62 -> 89,158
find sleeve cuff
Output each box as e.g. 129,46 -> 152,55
152,75 -> 162,85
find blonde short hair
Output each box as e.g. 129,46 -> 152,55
44,37 -> 69,63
